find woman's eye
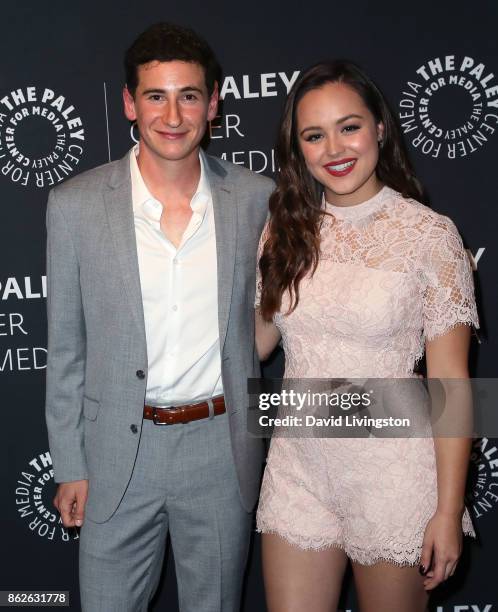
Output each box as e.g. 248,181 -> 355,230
305,133 -> 322,142
342,124 -> 360,133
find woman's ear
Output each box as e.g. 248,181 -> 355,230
377,122 -> 385,147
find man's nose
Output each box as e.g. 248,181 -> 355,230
163,101 -> 182,128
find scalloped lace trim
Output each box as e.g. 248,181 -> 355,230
256,524 -> 475,567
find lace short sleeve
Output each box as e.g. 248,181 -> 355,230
420,215 -> 479,341
255,221 -> 270,309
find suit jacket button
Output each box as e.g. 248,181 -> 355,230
130,424 -> 138,434
136,369 -> 145,379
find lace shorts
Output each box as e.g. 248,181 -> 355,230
256,437 -> 474,566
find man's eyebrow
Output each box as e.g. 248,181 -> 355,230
141,86 -> 204,95
299,114 -> 364,136
179,85 -> 204,93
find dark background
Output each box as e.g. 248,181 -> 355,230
1,1 -> 497,610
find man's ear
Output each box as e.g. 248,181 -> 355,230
207,81 -> 219,122
123,86 -> 137,122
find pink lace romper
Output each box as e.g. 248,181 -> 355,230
255,186 -> 478,565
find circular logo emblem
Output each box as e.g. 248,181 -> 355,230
15,451 -> 79,542
399,55 -> 498,159
0,86 -> 85,188
466,437 -> 498,521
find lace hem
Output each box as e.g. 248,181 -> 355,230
424,319 -> 479,342
256,524 -> 476,567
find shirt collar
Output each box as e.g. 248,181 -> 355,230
129,145 -> 211,223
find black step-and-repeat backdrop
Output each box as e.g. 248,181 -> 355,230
1,1 -> 497,610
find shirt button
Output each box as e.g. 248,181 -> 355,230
136,369 -> 145,379
173,258 -> 179,265
172,305 -> 178,311
130,424 -> 138,434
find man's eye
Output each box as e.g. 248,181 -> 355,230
305,133 -> 322,142
342,124 -> 360,133
149,94 -> 164,102
183,93 -> 198,102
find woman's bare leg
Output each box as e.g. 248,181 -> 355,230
262,533 -> 349,612
352,561 -> 429,612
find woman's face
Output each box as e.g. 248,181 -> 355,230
296,81 -> 384,206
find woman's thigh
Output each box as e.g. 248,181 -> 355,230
352,561 -> 429,612
262,533 -> 349,612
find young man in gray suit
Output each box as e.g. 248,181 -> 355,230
45,22 -> 273,612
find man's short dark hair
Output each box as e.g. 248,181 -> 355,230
124,22 -> 221,97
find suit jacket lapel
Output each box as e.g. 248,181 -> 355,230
103,150 -> 236,352
103,154 -> 146,338
203,151 -> 237,352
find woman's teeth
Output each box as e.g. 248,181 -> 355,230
329,161 -> 355,171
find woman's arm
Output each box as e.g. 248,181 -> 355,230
255,310 -> 281,361
420,323 -> 472,590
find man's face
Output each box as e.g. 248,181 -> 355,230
123,60 -> 218,164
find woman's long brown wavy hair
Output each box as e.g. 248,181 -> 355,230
259,60 -> 425,321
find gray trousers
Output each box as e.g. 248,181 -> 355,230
79,412 -> 252,612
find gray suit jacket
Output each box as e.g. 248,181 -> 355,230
45,150 -> 273,523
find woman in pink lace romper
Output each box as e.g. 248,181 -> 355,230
255,61 -> 478,612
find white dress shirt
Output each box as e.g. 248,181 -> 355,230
130,146 -> 223,406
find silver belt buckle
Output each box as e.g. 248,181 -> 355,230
152,406 -> 175,426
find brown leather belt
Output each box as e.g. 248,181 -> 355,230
143,395 -> 225,426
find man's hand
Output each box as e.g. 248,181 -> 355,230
53,480 -> 89,528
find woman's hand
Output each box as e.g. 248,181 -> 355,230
419,509 -> 463,590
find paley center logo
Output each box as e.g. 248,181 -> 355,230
0,86 -> 85,188
399,55 -> 498,159
466,437 -> 498,520
15,451 -> 78,542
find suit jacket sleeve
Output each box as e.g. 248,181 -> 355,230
45,187 -> 88,483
